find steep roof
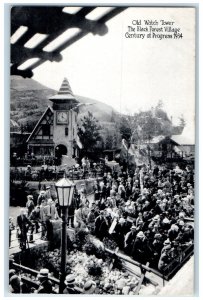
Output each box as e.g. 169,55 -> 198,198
171,125 -> 195,145
49,77 -> 79,102
26,106 -> 53,143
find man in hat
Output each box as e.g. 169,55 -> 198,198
158,245 -> 173,271
124,225 -> 137,255
114,217 -> 128,250
36,268 -> 53,294
161,239 -> 171,255
148,215 -> 160,230
94,210 -> 110,240
26,195 -> 35,217
9,217 -> 15,248
9,274 -> 21,293
9,269 -> 16,282
83,280 -> 96,294
16,209 -> 32,250
87,207 -> 97,234
152,233 -> 163,258
29,206 -> 41,238
168,224 -> 179,241
63,274 -> 78,294
132,231 -> 152,264
37,190 -> 47,206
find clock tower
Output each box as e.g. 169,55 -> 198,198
49,78 -> 79,158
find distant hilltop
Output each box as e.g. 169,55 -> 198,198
10,76 -> 116,131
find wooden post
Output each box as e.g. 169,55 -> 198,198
135,262 -> 150,294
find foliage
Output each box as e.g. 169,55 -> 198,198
82,240 -> 106,259
118,116 -> 132,142
78,111 -> 102,152
100,123 -> 121,150
87,262 -> 103,277
74,229 -> 90,250
116,101 -> 175,144
103,237 -> 118,251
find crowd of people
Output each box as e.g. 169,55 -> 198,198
13,188 -> 60,250
9,162 -> 195,293
10,159 -> 104,182
9,265 -> 96,294
73,163 -> 194,271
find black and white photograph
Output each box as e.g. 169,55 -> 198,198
7,4 -> 196,296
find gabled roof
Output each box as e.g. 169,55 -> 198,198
26,106 -> 53,143
171,125 -> 195,145
171,135 -> 195,146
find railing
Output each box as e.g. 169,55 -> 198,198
11,262 -> 83,294
10,167 -> 104,182
162,243 -> 194,280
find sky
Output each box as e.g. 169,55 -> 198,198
31,7 -> 195,138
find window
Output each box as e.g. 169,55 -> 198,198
42,124 -> 50,136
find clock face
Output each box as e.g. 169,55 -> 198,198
56,112 -> 68,124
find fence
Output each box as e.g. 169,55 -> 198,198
162,243 -> 194,280
10,167 -> 104,182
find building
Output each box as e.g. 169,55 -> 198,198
27,78 -> 81,160
171,125 -> 195,158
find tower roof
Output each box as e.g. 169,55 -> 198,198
58,77 -> 74,96
49,77 -> 78,102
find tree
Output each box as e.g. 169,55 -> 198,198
118,116 -> 132,143
78,111 -> 102,153
116,101 -> 174,145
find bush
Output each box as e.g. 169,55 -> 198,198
74,229 -> 90,250
87,262 -> 103,277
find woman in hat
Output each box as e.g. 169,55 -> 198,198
63,274 -> 78,294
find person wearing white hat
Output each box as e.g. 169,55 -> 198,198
168,224 -> 179,241
36,269 -> 53,294
158,244 -> 173,271
83,280 -> 96,294
161,239 -> 172,255
132,231 -> 151,264
63,274 -> 78,294
37,190 -> 46,206
115,217 -> 128,250
124,225 -> 137,255
152,233 -> 163,261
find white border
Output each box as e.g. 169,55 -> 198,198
1,1 -> 202,300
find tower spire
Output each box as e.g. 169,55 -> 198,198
58,77 -> 74,97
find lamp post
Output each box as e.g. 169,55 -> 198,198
55,175 -> 75,294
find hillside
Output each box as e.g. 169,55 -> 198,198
10,76 -> 115,130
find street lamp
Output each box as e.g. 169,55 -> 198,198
55,175 -> 75,293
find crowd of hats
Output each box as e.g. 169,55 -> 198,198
88,164 -> 194,269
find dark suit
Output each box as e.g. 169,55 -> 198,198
16,214 -> 31,249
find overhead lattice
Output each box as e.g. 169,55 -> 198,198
11,6 -> 126,78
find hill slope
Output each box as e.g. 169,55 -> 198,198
10,76 -> 115,130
